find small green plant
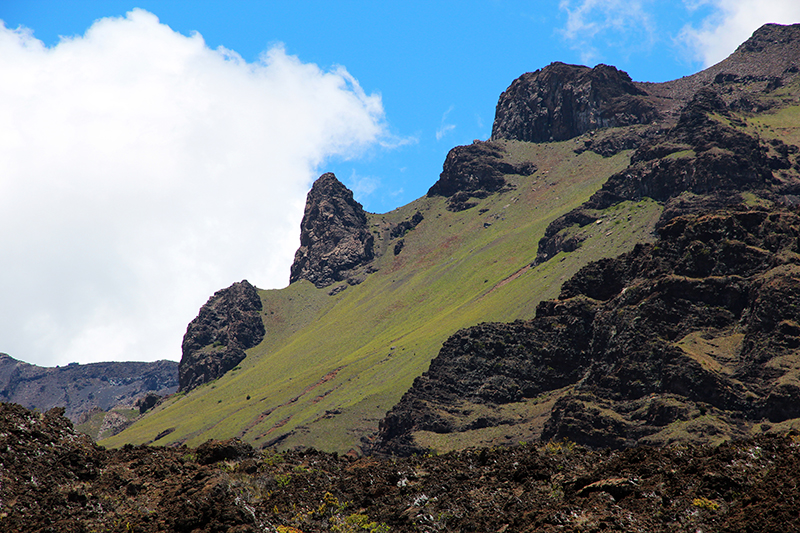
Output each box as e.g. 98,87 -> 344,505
331,513 -> 390,532
544,439 -> 576,454
692,497 -> 720,512
263,451 -> 284,466
220,460 -> 236,472
275,473 -> 292,487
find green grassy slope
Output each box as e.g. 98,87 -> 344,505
102,137 -> 662,454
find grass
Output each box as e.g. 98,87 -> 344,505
411,388 -> 568,453
102,134 -> 662,454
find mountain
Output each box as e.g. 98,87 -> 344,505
101,23 -> 800,457
374,206 -> 800,455
0,353 -> 177,438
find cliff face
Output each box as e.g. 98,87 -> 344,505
0,355 -> 177,422
374,207 -> 800,455
290,173 -> 375,288
105,23 -> 800,457
178,280 -> 265,392
491,62 -> 658,144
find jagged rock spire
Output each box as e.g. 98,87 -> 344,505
178,280 -> 265,392
290,173 -> 374,288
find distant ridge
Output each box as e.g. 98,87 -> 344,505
0,353 -> 177,422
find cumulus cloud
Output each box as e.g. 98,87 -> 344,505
680,0 -> 800,67
0,9 -> 386,366
558,0 -> 656,65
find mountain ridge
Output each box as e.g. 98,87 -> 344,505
8,21 -> 800,533
89,23 -> 800,455
0,353 -> 177,438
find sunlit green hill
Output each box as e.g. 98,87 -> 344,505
103,138 -> 661,454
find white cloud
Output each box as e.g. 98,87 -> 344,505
436,105 -> 456,141
0,9 -> 387,366
680,0 -> 800,67
558,0 -> 656,65
345,170 -> 380,202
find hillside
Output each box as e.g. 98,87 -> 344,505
103,138 -> 655,453
103,23 -> 800,456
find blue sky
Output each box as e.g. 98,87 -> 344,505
2,0 -> 741,211
1,1 -> 799,366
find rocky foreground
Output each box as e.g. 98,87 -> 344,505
2,402 -> 799,532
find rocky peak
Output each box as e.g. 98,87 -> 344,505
427,141 -> 536,211
178,280 -> 265,392
290,172 -> 375,287
491,62 -> 658,143
733,23 -> 800,66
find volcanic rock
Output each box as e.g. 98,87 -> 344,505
491,62 -> 659,143
290,173 -> 375,287
375,206 -> 800,455
643,23 -> 800,120
178,280 -> 265,392
427,141 -> 536,211
534,86 -> 800,264
6,401 -> 800,532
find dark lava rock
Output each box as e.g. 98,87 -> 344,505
136,392 -> 162,414
575,125 -> 664,157
389,211 -> 424,239
491,62 -> 658,143
0,353 -> 178,422
375,206 -> 800,454
427,141 -> 535,211
535,87 -> 791,264
594,88 -> 773,205
195,437 -> 255,465
178,280 -> 265,392
6,401 -> 800,532
290,172 -> 375,287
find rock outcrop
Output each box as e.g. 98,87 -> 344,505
375,207 -> 800,455
491,62 -> 658,144
178,280 -> 265,392
427,141 -> 536,211
644,23 -> 800,120
0,354 -> 177,422
290,173 -> 375,287
534,86 -> 800,264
